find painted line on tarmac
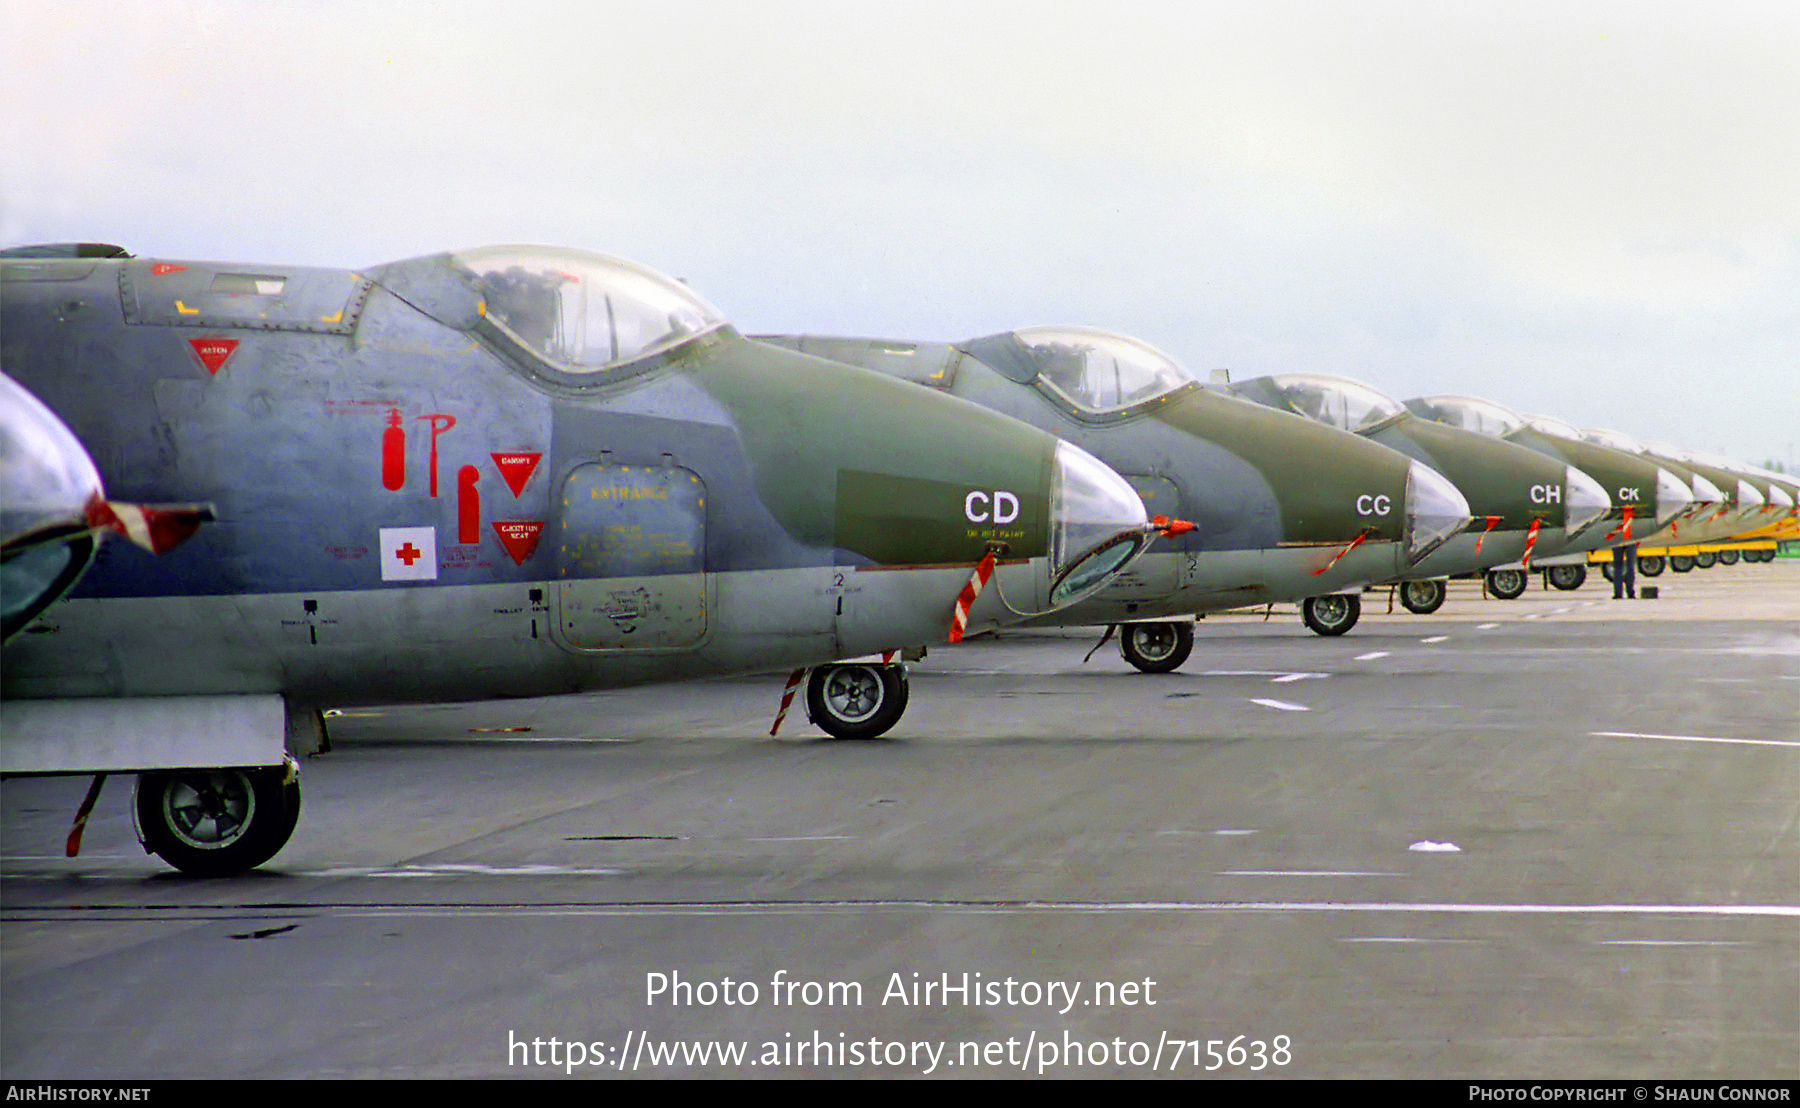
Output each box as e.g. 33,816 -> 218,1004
1222,870 -> 1403,877
1477,622 -> 1501,630
1249,698 -> 1310,712
745,836 -> 856,843
1590,731 -> 1800,750
1599,939 -> 1752,947
306,901 -> 1800,920
1354,651 -> 1389,661
1420,636 -> 1449,644
1340,936 -> 1482,945
16,900 -> 1797,921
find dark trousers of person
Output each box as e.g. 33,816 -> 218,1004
1612,544 -> 1637,599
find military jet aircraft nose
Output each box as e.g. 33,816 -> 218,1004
1046,440 -> 1152,606
1564,465 -> 1611,538
1405,460 -> 1472,563
2,374 -> 105,641
1653,466 -> 1697,527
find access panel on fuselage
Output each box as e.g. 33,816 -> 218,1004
554,463 -> 708,650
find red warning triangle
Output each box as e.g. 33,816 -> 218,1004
492,520 -> 545,566
491,452 -> 543,497
188,337 -> 239,375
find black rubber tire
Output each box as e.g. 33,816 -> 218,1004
1637,555 -> 1665,577
806,663 -> 908,740
1694,551 -> 1717,569
1670,554 -> 1695,573
1302,593 -> 1361,636
135,766 -> 301,876
1398,579 -> 1446,615
1717,549 -> 1739,566
1600,562 -> 1614,582
1486,568 -> 1528,600
1119,621 -> 1195,673
1546,564 -> 1587,591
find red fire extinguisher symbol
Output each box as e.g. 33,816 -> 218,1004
381,408 -> 406,491
457,466 -> 481,544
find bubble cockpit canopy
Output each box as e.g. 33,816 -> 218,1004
1012,327 -> 1197,415
1523,413 -> 1583,441
1411,395 -> 1526,438
1579,427 -> 1643,454
1265,374 -> 1406,434
452,246 -> 727,376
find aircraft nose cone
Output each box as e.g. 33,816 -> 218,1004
1404,460 -> 1471,563
1046,441 -> 1151,606
1733,478 -> 1766,514
0,373 -> 103,543
1687,471 -> 1725,513
1563,465 -> 1610,538
1654,466 -> 1697,527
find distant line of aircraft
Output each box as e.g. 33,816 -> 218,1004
4,241 -> 1793,873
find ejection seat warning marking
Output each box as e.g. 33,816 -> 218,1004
494,521 -> 546,566
380,526 -> 437,581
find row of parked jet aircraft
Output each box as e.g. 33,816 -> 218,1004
3,242 -> 1794,875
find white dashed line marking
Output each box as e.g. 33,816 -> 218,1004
1250,698 -> 1310,712
1590,731 -> 1800,750
1354,652 -> 1389,661
1420,636 -> 1449,644
1477,623 -> 1501,630
1222,870 -> 1404,878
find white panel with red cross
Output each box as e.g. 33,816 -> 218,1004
379,526 -> 438,581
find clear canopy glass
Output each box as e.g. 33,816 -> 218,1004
452,246 -> 725,374
1268,374 -> 1404,433
1523,413 -> 1583,440
1417,396 -> 1526,438
1016,327 -> 1195,414
1582,427 -> 1646,453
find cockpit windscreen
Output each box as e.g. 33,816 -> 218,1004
454,246 -> 725,374
1016,327 -> 1195,414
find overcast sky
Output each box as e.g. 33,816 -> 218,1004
4,1 -> 1796,466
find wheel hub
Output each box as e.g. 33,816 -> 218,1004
161,771 -> 254,850
1127,625 -> 1175,661
824,667 -> 883,723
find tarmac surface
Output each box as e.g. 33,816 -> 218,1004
3,561 -> 1797,1078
